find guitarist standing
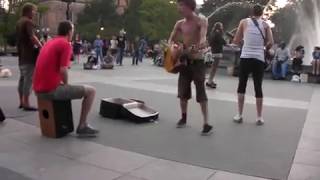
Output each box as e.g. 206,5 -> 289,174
232,4 -> 274,125
168,0 -> 213,136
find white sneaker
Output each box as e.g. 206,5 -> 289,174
256,118 -> 264,126
92,65 -> 98,70
233,114 -> 243,124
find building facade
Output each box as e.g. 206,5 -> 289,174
115,0 -> 129,15
39,0 -> 88,34
39,0 -> 129,35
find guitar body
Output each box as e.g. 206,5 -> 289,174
164,44 -> 184,74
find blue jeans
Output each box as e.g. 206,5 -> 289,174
138,50 -> 144,62
132,50 -> 139,65
116,48 -> 124,65
272,61 -> 288,78
95,49 -> 103,65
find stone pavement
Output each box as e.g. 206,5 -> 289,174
0,56 -> 320,180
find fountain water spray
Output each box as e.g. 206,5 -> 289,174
289,0 -> 320,64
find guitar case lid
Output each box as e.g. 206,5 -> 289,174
100,98 -> 159,123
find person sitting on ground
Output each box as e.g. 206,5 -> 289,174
292,45 -> 304,75
33,21 -> 99,137
84,51 -> 98,69
272,42 -> 290,80
101,49 -> 114,69
311,46 -> 320,76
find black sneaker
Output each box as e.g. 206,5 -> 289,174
76,124 -> 99,137
201,124 -> 213,136
176,119 -> 187,128
206,82 -> 217,89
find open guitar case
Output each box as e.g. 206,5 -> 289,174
99,98 -> 159,123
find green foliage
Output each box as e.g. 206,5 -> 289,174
77,0 -> 180,41
138,0 -> 180,41
271,5 -> 297,43
122,0 -> 142,40
0,0 -> 47,47
77,0 -> 120,41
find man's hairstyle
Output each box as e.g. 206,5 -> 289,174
22,3 -> 36,17
213,22 -> 223,32
252,4 -> 264,17
177,0 -> 196,11
57,21 -> 73,36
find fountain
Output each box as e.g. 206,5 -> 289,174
289,0 -> 320,64
205,0 -> 319,64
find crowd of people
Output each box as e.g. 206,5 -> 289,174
268,44 -> 320,82
11,0 -> 320,137
71,33 -> 149,69
204,27 -> 319,83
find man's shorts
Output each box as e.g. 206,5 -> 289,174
18,64 -> 35,96
36,85 -> 85,100
178,60 -> 208,102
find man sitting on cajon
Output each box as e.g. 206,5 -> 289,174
33,21 -> 99,137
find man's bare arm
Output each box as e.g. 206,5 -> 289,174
265,25 -> 274,49
31,35 -> 42,48
233,20 -> 245,45
199,16 -> 208,47
168,21 -> 181,44
60,67 -> 68,85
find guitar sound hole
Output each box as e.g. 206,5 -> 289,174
42,110 -> 49,119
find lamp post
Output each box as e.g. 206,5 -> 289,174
61,0 -> 75,21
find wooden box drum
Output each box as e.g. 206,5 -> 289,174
37,99 -> 74,138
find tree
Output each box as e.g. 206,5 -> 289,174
0,0 -> 46,51
271,5 -> 297,43
77,0 -> 180,41
77,0 -> 120,40
138,0 -> 180,41
122,0 -> 142,40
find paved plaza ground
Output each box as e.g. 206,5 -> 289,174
1,55 -> 320,180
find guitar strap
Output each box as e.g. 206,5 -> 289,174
251,18 -> 266,45
251,18 -> 270,68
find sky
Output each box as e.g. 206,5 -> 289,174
3,0 -> 9,10
196,0 -> 204,4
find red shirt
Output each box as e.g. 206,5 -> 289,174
33,37 -> 72,92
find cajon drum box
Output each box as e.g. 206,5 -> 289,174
38,99 -> 74,138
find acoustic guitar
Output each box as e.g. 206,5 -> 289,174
164,44 -> 184,74
164,43 -> 208,74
